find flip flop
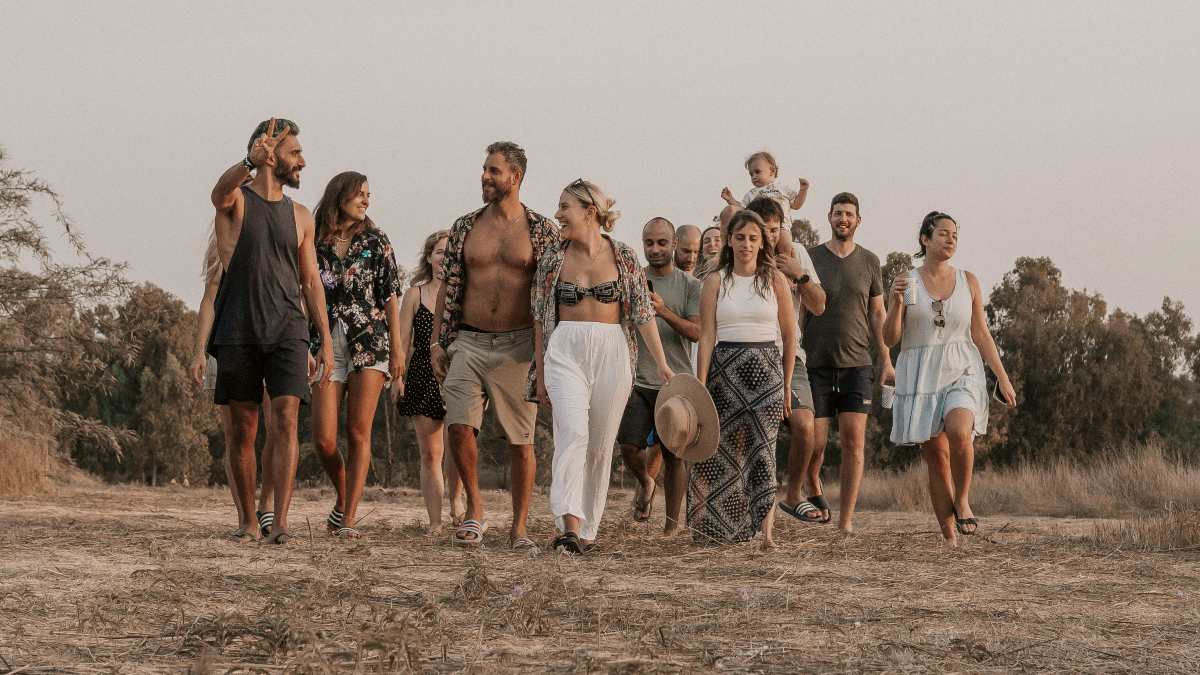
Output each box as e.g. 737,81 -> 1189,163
256,511 -> 275,538
552,532 -> 583,555
778,499 -> 823,523
229,529 -> 257,543
511,536 -> 539,553
265,532 -> 290,545
453,519 -> 488,546
953,508 -> 978,535
632,481 -> 657,522
333,527 -> 363,539
808,495 -> 833,524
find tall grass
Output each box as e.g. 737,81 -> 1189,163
0,436 -> 50,497
852,442 -> 1200,518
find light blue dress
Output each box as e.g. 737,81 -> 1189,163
890,267 -> 989,446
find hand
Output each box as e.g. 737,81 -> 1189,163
783,386 -> 793,417
307,352 -> 318,380
657,365 -> 675,385
318,345 -> 335,387
430,343 -> 448,382
189,353 -> 206,386
649,291 -> 666,316
889,274 -> 910,301
797,177 -> 810,192
880,362 -> 896,387
247,117 -> 290,168
537,377 -> 551,408
390,374 -> 406,403
997,378 -> 1017,407
721,187 -> 736,205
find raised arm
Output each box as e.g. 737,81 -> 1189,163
882,273 -> 909,348
649,292 -> 700,342
966,271 -> 1017,406
788,178 -> 810,210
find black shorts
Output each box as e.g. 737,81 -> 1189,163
616,385 -> 662,449
808,365 -> 873,418
214,339 -> 310,405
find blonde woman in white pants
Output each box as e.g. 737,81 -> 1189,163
531,179 -> 674,554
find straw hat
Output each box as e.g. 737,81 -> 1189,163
654,373 -> 720,462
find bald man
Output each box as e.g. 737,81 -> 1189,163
674,224 -> 701,275
617,217 -> 701,534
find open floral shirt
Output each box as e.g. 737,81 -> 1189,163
436,204 -> 559,347
309,228 -> 404,369
526,234 -> 655,402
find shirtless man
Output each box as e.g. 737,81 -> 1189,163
430,141 -> 559,549
209,118 -> 334,544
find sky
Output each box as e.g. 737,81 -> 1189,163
3,1 -> 1198,317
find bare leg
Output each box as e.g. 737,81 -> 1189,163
312,381 -> 348,527
645,443 -> 664,483
762,501 -> 777,549
444,433 -> 466,524
944,408 -> 977,531
808,416 -> 832,517
562,513 -> 581,535
619,443 -> 655,519
342,371 -> 386,530
783,408 -> 816,505
509,443 -> 535,540
414,415 -> 448,530
218,406 -> 243,526
257,388 -> 275,514
661,453 -> 687,535
267,395 -> 301,538
227,401 -> 261,539
448,423 -> 484,527
921,434 -> 958,546
836,412 -> 868,533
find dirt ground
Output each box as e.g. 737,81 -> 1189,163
2,485 -> 1198,673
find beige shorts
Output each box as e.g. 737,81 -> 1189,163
442,327 -> 537,445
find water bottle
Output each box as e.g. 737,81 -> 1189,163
903,268 -> 919,306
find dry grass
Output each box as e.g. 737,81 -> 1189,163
1089,506 -> 1200,552
856,442 -> 1200,518
0,436 -> 50,497
2,485 -> 1200,672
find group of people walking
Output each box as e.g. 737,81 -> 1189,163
192,117 -> 1017,552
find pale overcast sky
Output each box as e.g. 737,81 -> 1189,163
3,1 -> 1198,316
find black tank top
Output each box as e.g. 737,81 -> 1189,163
209,185 -> 308,348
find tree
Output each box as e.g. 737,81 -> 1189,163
0,145 -> 129,451
791,218 -> 820,249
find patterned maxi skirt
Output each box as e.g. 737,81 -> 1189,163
688,341 -> 785,544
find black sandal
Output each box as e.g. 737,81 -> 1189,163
808,495 -> 833,524
953,508 -> 978,535
778,500 -> 823,523
552,532 -> 583,554
327,507 -> 345,533
632,481 -> 656,522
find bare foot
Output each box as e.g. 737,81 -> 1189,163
662,525 -> 681,537
761,538 -> 777,551
229,529 -> 259,543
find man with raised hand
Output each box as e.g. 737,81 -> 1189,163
802,192 -> 891,534
209,118 -> 334,544
617,217 -> 701,535
430,141 -> 558,550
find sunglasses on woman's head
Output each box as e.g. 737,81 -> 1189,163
569,178 -> 600,210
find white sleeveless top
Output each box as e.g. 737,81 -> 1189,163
716,272 -> 778,342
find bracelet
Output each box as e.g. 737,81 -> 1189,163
241,156 -> 255,172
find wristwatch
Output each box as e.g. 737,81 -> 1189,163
241,156 -> 256,172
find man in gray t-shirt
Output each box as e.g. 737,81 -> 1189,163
617,217 -> 701,535
800,192 -> 894,534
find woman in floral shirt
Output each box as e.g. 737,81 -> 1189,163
309,171 -> 404,539
532,179 -> 674,554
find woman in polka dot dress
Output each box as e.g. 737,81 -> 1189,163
394,230 -> 466,531
691,210 -> 797,547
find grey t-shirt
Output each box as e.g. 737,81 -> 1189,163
803,243 -> 883,368
636,266 -> 701,389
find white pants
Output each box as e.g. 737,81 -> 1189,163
544,322 -> 633,540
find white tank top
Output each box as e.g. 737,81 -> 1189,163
716,272 -> 778,342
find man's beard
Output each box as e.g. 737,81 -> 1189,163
275,162 -> 300,189
483,181 -> 511,204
